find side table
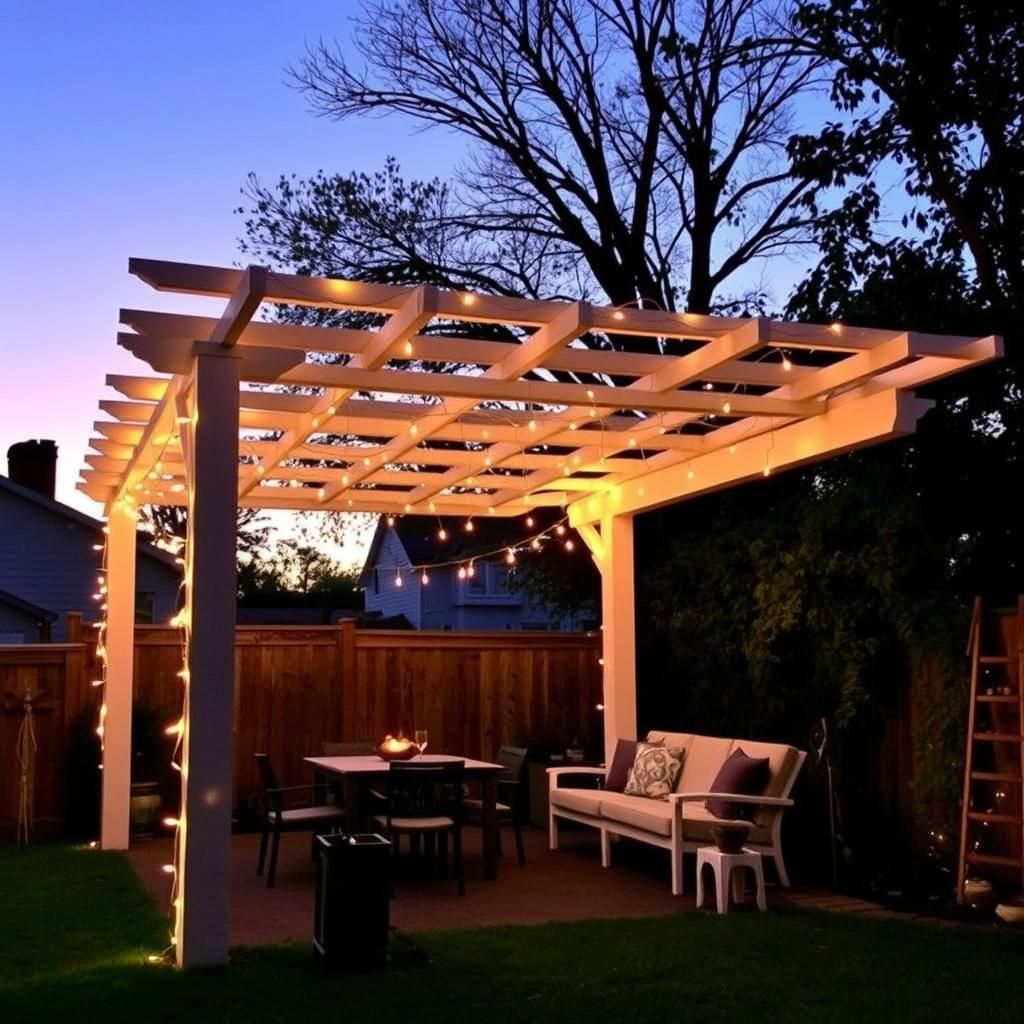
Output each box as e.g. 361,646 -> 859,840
696,846 -> 767,914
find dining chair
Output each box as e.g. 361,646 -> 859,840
254,753 -> 347,888
373,760 -> 466,895
464,745 -> 529,867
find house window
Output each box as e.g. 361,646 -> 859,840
135,591 -> 156,624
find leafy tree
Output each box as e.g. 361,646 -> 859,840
788,0 -> 1024,369
243,0 -> 823,314
140,505 -> 270,565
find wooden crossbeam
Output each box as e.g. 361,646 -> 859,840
317,300 -> 592,505
237,286 -> 438,498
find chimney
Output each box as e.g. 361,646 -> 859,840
7,440 -> 58,499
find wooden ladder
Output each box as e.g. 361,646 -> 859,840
956,596 -> 1024,902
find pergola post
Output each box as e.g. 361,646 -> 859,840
599,513 -> 637,765
100,501 -> 137,849
175,344 -> 240,968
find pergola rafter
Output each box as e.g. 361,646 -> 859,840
81,258 -> 1000,970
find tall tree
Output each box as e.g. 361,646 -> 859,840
788,0 -> 1024,367
248,0 -> 822,314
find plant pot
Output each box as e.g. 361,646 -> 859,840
710,821 -> 751,854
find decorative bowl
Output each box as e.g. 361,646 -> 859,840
375,735 -> 419,761
964,877 -> 996,912
710,821 -> 751,854
995,897 -> 1024,925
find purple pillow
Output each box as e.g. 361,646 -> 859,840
706,748 -> 771,820
604,739 -> 638,792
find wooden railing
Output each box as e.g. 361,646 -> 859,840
0,618 -> 603,837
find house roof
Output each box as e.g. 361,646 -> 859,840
0,588 -> 57,623
358,509 -> 564,587
0,474 -> 180,572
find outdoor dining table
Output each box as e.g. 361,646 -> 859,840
304,754 -> 507,881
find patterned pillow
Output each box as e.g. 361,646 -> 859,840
623,742 -> 684,800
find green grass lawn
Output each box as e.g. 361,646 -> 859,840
2,844 -> 1023,1023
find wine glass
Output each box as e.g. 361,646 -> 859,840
414,729 -> 429,758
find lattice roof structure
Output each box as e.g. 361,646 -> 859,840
78,259 -> 1000,528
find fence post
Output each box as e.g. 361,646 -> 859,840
66,611 -> 82,643
338,618 -> 357,740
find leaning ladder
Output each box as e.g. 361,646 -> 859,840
956,596 -> 1024,902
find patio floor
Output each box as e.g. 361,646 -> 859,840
128,825 -> 903,946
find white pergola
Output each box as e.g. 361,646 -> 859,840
81,258 -> 999,966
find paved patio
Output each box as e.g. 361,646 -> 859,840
129,825 -> 901,947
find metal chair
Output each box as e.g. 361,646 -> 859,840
373,760 -> 466,895
464,745 -> 529,867
254,752 -> 347,888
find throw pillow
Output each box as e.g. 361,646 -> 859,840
623,742 -> 684,800
604,739 -> 638,792
706,748 -> 771,820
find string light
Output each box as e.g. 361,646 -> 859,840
781,353 -> 793,372
722,400 -> 732,415
421,570 -> 429,585
465,518 -> 475,532
394,571 -> 403,587
437,526 -> 448,541
387,515 -> 396,527
564,539 -> 575,552
525,516 -> 534,528
505,548 -> 516,565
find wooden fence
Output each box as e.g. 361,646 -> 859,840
0,618 -> 603,838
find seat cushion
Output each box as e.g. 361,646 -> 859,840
624,742 -> 684,799
599,792 -> 674,837
678,802 -> 770,844
706,748 -> 771,820
549,787 -> 603,817
373,815 -> 454,831
277,805 -> 347,825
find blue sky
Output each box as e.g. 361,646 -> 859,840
0,0 -> 457,522
0,0 -> 823,549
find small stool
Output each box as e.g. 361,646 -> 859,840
696,846 -> 767,914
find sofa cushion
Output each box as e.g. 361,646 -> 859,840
678,802 -> 771,844
677,734 -> 734,793
549,787 -> 603,817
729,739 -> 801,826
706,748 -> 771,820
604,739 -> 638,792
599,792 -> 674,837
624,742 -> 684,800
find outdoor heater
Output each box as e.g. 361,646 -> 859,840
314,832 -> 392,969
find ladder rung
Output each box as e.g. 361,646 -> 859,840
971,771 -> 1023,782
980,656 -> 1015,664
976,695 -> 1019,703
967,853 -> 1023,868
967,812 -> 1023,824
972,732 -> 1024,742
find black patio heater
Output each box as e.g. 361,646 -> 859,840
314,832 -> 392,970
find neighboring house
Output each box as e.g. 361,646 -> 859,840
359,514 -> 594,631
0,440 -> 181,642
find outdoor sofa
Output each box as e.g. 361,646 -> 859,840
548,731 -> 806,895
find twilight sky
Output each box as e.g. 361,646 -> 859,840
0,0 -> 817,561
0,0 -> 456,526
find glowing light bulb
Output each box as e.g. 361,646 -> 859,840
722,400 -> 732,415
387,515 -> 396,527
781,354 -> 793,372
628,437 -> 638,447
556,524 -> 566,536
467,562 -> 476,578
165,720 -> 183,736
506,548 -> 516,565
163,817 -> 179,828
438,527 -> 448,541
569,422 -> 577,430
404,340 -> 414,357
421,570 -> 429,585
342,474 -> 350,486
395,573 -> 403,587
404,503 -> 413,513
458,566 -> 467,580
687,466 -> 695,480
612,310 -> 625,321
488,506 -> 496,515
565,539 -> 575,552
528,418 -> 537,431
531,538 -> 541,550
409,423 -> 419,437
428,500 -> 436,513
327,405 -> 337,416
465,519 -> 475,532
763,464 -> 772,477
729,445 -> 737,454
161,864 -> 175,875
586,389 -> 595,400
363,457 -> 371,467
462,293 -> 476,307
525,516 -> 534,528
829,321 -> 842,334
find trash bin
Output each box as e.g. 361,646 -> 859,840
314,832 -> 392,969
